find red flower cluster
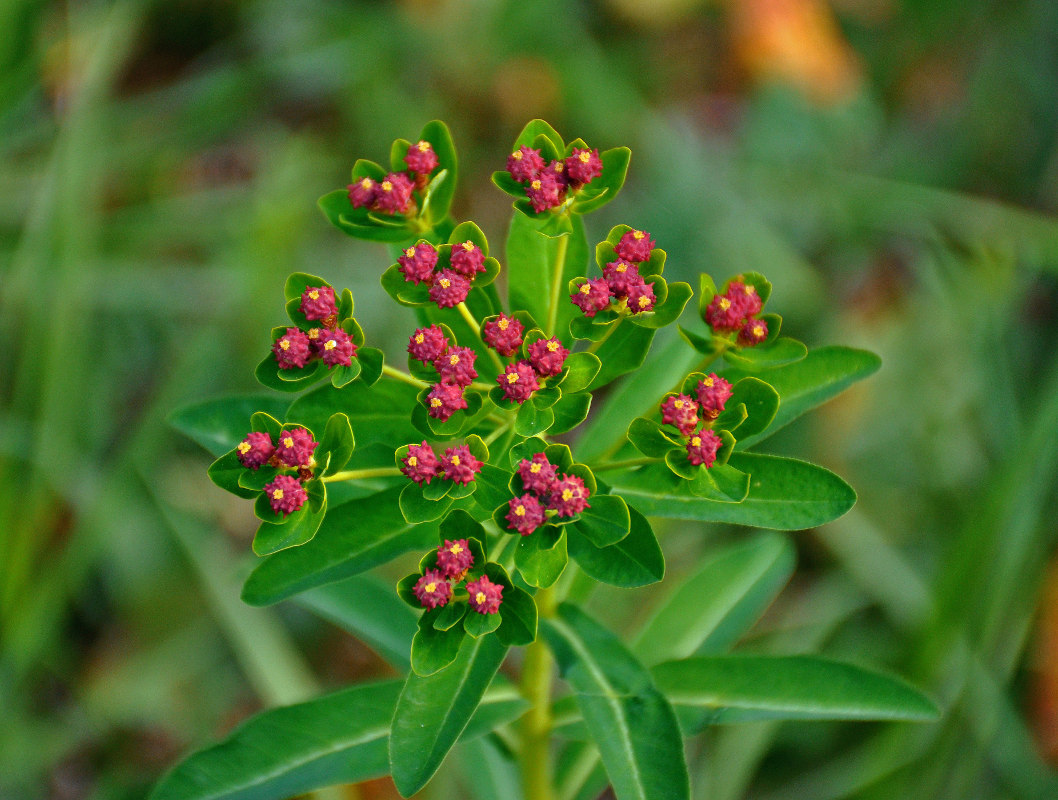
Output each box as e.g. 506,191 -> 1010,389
347,140 -> 441,215
495,336 -> 569,404
400,440 -> 482,486
505,453 -> 591,535
396,240 -> 489,309
272,286 -> 357,370
506,145 -> 603,213
236,427 -> 320,516
571,229 -> 658,318
659,373 -> 734,468
705,279 -> 768,346
412,551 -> 504,615
407,326 -> 479,421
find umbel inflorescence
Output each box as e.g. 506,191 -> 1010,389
209,119 -> 803,672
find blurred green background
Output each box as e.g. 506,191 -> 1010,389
4,0 -> 1058,797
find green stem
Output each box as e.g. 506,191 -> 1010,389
381,364 -> 430,390
521,586 -> 557,800
321,467 -> 401,483
589,456 -> 661,474
457,301 -> 506,373
545,232 -> 570,337
483,421 -> 512,446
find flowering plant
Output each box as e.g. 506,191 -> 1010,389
159,120 -> 936,800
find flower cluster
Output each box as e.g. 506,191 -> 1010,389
400,441 -> 483,486
272,286 -> 357,370
660,373 -> 733,468
236,427 -> 319,515
571,229 -> 658,318
505,145 -> 603,213
407,326 -> 479,421
505,453 -> 591,535
412,539 -> 504,615
347,139 -> 441,216
705,279 -> 768,346
496,336 -> 569,404
397,239 -> 489,309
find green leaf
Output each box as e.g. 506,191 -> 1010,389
571,146 -> 631,214
411,613 -> 466,676
574,494 -> 631,548
381,263 -> 432,307
433,601 -> 468,632
491,563 -> 537,646
549,391 -> 592,435
464,608 -> 503,638
255,350 -> 328,394
567,505 -> 664,588
631,533 -> 795,664
251,482 -> 327,556
170,395 -> 290,457
328,359 -> 361,389
652,655 -> 939,729
242,486 -> 440,606
419,120 -> 459,224
207,451 -> 259,499
513,119 -> 565,153
631,280 -> 693,330
399,482 -> 455,524
491,168 -> 525,198
283,272 -> 331,303
356,345 -> 385,387
587,320 -> 656,390
472,463 -> 515,517
448,220 -> 490,257
316,413 -> 354,477
722,346 -> 881,449
514,526 -> 568,588
609,453 -> 856,530
724,337 -> 808,369
542,605 -> 690,800
697,274 -> 717,318
506,211 -> 590,340
626,417 -> 680,458
514,398 -> 554,437
714,377 -> 779,440
559,352 -> 602,393
677,324 -> 713,355
736,271 -> 772,305
391,634 -> 511,797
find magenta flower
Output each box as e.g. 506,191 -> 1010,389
373,172 -> 414,214
497,360 -> 540,404
570,278 -> 612,318
426,382 -> 467,421
517,453 -> 558,496
615,229 -> 655,263
738,318 -> 769,347
398,242 -> 439,285
526,172 -> 566,213
506,493 -> 546,536
408,325 -> 449,364
687,428 -> 723,468
507,146 -> 545,183
401,440 -> 439,485
347,176 -> 377,209
436,538 -> 474,580
440,445 -> 482,485
483,314 -> 524,356
466,575 -> 504,614
449,241 -> 486,278
404,140 -> 439,176
549,474 -> 591,517
705,293 -> 743,332
273,327 -> 312,370
727,280 -> 763,318
264,474 -> 307,516
434,346 -> 478,388
275,428 -> 317,468
564,147 -> 602,186
413,569 -> 451,610
318,328 -> 356,367
660,394 -> 700,436
428,270 -> 471,308
696,374 -> 733,419
237,431 -> 274,470
527,337 -> 569,377
603,260 -> 644,299
299,286 -> 337,321
626,282 -> 657,314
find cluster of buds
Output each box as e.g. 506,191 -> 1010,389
571,229 -> 658,317
705,279 -> 768,346
400,441 -> 483,486
407,326 -> 479,421
505,453 -> 591,535
505,144 -> 603,213
660,373 -> 733,468
273,286 -> 356,370
237,428 -> 319,515
397,239 -> 491,309
496,336 -> 570,404
347,140 -> 441,216
412,539 -> 504,615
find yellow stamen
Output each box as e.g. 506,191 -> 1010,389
633,230 -> 645,240
718,298 -> 731,311
324,340 -> 337,351
498,319 -> 509,330
405,247 -> 416,257
237,442 -> 251,454
691,436 -> 701,447
579,284 -> 591,294
416,140 -> 431,152
530,179 -> 541,190
514,505 -> 526,517
674,400 -> 684,410
308,289 -> 319,300
272,489 -> 284,500
414,333 -> 424,344
408,456 -> 418,467
475,591 -> 487,604
546,341 -> 559,352
450,543 -> 463,554
578,151 -> 591,163
425,582 -> 436,593
360,178 -> 373,189
381,180 -> 393,192
638,296 -> 650,308
430,398 -> 442,408
283,437 -> 293,448
512,150 -> 523,160
462,241 -> 474,251
703,377 -> 714,387
451,456 -> 460,466
279,339 -> 291,350
449,354 -> 460,365
753,325 -> 765,337
530,463 -> 541,473
439,278 -> 451,288
616,263 -> 627,273
308,328 -> 319,339
507,373 -> 519,383
561,489 -> 574,501
746,285 -> 756,295
553,163 -> 563,173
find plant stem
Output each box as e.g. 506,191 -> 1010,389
590,455 -> 661,473
545,233 -> 570,337
521,586 -> 557,800
483,421 -> 511,446
457,301 -> 506,373
321,467 -> 401,483
381,364 -> 430,390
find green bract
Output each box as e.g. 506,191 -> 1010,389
163,120 -> 935,800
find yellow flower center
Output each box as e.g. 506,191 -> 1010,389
674,400 -> 684,409
425,582 -> 436,593
450,543 -> 463,554
272,489 -> 284,500
578,151 -> 591,163
237,442 -> 251,454
414,333 -> 424,344
718,297 -> 731,311
360,178 -> 373,189
531,179 -> 542,190
507,373 -> 519,383
308,289 -> 319,300
638,296 -> 650,308
514,505 -> 526,516
381,180 -> 393,192
691,436 -> 701,447
431,398 -> 442,408
546,341 -> 559,352
405,247 -> 416,257
498,319 -> 509,330
579,284 -> 591,294
753,324 -> 765,337
616,263 -> 627,273
462,241 -> 474,251
439,278 -> 451,288
553,162 -> 563,173
633,230 -> 645,240
308,328 -> 319,339
451,455 -> 460,466
703,377 -> 714,387
283,437 -> 293,448
449,354 -> 460,365
561,489 -> 574,501
747,285 -> 756,295
416,140 -> 431,152
279,339 -> 291,350
530,463 -> 541,473
324,340 -> 337,351
475,591 -> 487,604
512,150 -> 523,160
408,456 -> 418,467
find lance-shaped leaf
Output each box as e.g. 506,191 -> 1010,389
242,486 -> 440,606
631,533 -> 795,664
566,505 -> 664,588
390,634 -> 511,797
609,453 -> 856,530
652,655 -> 939,730
542,604 -> 690,800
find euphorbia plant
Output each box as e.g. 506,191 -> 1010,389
159,120 -> 937,800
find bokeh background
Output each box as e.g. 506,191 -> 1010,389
4,0 -> 1058,798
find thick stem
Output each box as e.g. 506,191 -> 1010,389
520,586 -> 557,800
381,364 -> 430,390
545,233 -> 570,337
321,467 -> 401,483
